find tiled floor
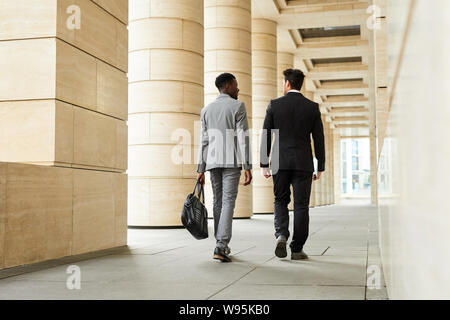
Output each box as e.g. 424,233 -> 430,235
0,199 -> 388,300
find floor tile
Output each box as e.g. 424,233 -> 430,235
0,201 -> 388,300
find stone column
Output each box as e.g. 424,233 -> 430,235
303,90 -> 317,207
128,0 -> 204,226
277,52 -> 294,97
309,135 -> 316,208
204,0 -> 252,218
327,124 -> 333,204
333,130 -> 341,204
374,4 -> 388,159
327,123 -> 333,205
370,123 -> 379,205
323,120 -> 329,205
319,114 -> 327,206
252,19 -> 277,214
0,0 -> 128,264
329,128 -> 335,204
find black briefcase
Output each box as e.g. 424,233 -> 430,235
181,179 -> 209,240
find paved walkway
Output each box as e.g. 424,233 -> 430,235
0,200 -> 387,300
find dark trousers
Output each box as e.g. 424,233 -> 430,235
273,170 -> 313,252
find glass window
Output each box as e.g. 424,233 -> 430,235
341,141 -> 347,159
352,140 -> 359,155
352,156 -> 359,170
352,174 -> 360,191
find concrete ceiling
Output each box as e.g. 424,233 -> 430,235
252,0 -> 375,138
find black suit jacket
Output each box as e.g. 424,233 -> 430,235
260,91 -> 325,172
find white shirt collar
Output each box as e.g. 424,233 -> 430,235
288,89 -> 302,94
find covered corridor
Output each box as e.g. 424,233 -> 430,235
1,0 -> 450,301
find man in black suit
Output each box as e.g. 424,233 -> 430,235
260,69 -> 325,260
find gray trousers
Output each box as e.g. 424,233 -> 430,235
209,168 -> 241,250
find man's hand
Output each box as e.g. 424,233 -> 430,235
262,168 -> 271,179
313,171 -> 323,181
197,172 -> 205,185
243,170 -> 252,186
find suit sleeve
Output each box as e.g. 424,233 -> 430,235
312,106 -> 326,172
260,101 -> 274,168
235,102 -> 252,170
197,109 -> 209,173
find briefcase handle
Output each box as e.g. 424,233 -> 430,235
193,179 -> 205,204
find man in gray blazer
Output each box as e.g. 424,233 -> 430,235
197,73 -> 252,262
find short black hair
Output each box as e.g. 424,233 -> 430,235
215,73 -> 236,91
283,69 -> 305,90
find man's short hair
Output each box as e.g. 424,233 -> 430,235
215,73 -> 236,91
283,69 -> 305,90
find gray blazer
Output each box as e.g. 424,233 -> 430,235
197,93 -> 252,173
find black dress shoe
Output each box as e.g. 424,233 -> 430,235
213,247 -> 232,262
275,235 -> 287,258
291,250 -> 309,260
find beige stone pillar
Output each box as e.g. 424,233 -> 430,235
329,128 -> 335,204
128,0 -> 204,226
323,120 -> 329,205
324,125 -> 330,205
302,90 -> 317,207
322,123 -> 327,205
328,123 -> 334,205
316,172 -> 322,206
309,142 -> 316,208
311,141 -> 319,207
0,0 -> 128,266
309,136 -> 316,208
0,0 -> 128,172
277,52 -> 294,97
375,8 -> 388,159
252,19 -> 277,214
333,130 -> 342,204
370,124 -> 379,205
204,0 -> 252,218
327,124 -> 334,205
370,10 -> 380,205
319,114 -> 327,206
316,174 -> 322,206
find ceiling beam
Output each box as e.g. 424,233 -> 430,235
252,0 -> 370,28
333,116 -> 369,122
281,1 -> 368,13
329,106 -> 368,113
285,0 -> 369,10
277,9 -> 368,30
296,40 -> 369,59
335,123 -> 369,128
340,135 -> 370,139
314,80 -> 369,96
322,96 -> 369,109
307,63 -> 368,81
